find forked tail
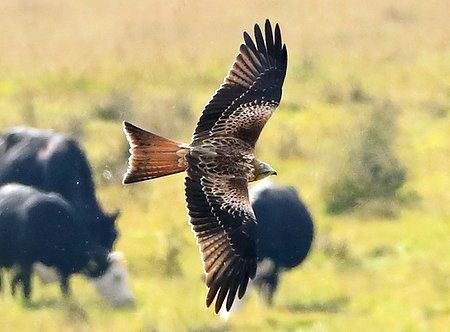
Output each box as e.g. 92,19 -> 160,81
122,122 -> 189,184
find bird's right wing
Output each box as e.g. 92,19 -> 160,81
185,175 -> 257,313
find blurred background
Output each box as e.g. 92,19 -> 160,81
0,0 -> 449,331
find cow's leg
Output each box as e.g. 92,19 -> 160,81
265,282 -> 277,306
21,265 -> 32,300
11,270 -> 20,297
59,273 -> 71,297
11,265 -> 32,300
257,271 -> 279,307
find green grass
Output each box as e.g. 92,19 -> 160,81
0,1 -> 449,331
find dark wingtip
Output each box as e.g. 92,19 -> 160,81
122,121 -> 135,141
122,165 -> 145,184
253,22 -> 266,55
264,21 -> 276,65
122,173 -> 135,185
264,19 -> 272,36
282,44 -> 288,69
123,120 -> 132,129
122,121 -> 137,185
214,300 -> 222,314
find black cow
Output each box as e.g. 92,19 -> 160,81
250,181 -> 314,306
0,184 -> 110,300
0,127 -> 119,249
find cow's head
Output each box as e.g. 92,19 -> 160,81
34,251 -> 134,307
84,246 -> 110,279
88,251 -> 135,307
90,210 -> 121,250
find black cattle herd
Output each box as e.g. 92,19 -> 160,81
0,184 -> 110,299
0,126 -> 314,310
0,127 -> 118,249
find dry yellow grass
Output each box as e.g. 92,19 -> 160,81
0,1 -> 449,331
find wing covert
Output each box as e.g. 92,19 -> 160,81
192,19 -> 287,146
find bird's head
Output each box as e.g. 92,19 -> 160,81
254,161 -> 277,181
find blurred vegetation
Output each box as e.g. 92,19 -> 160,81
325,99 -> 410,217
0,0 -> 449,331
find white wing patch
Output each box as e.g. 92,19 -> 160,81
210,101 -> 277,139
201,176 -> 255,220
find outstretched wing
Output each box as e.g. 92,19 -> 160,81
192,19 -> 288,147
185,175 -> 257,313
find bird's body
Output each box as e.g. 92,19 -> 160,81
123,19 -> 287,313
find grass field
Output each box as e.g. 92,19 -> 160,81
0,1 -> 449,331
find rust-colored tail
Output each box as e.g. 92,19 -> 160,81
122,122 -> 189,184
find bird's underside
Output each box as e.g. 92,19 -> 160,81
123,19 -> 287,313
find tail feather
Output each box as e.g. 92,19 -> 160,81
122,121 -> 189,184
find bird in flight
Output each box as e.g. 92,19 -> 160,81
123,19 -> 287,313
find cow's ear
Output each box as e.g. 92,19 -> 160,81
108,251 -> 125,264
110,210 -> 121,223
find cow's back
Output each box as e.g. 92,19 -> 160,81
252,183 -> 314,269
0,127 -> 96,205
0,127 -> 118,249
0,184 -> 91,273
0,128 -> 52,188
0,185 -> 34,267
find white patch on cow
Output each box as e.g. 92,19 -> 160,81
249,178 -> 274,203
88,251 -> 135,307
33,252 -> 134,307
33,263 -> 61,284
255,258 -> 277,279
219,296 -> 244,321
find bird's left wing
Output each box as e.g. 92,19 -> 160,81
185,175 -> 257,313
192,19 -> 287,148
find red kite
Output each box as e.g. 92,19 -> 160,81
123,19 -> 287,313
